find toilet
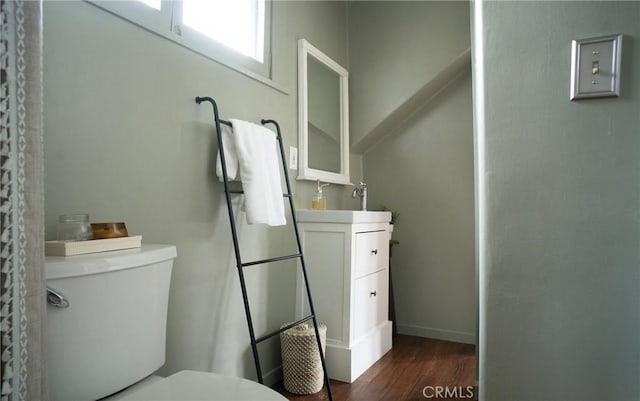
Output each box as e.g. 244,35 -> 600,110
45,244 -> 286,401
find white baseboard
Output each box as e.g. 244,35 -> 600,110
326,321 -> 392,383
397,324 -> 475,344
264,323 -> 395,386
262,365 -> 283,387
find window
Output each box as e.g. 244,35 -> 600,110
90,0 -> 272,80
182,0 -> 265,62
137,0 -> 160,11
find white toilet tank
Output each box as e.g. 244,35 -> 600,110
45,244 -> 177,401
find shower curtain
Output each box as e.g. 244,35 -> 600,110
0,1 -> 47,400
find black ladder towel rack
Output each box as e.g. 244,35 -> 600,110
195,96 -> 333,401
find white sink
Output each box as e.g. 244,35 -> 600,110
295,209 -> 391,224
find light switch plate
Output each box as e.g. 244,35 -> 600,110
289,146 -> 298,170
570,34 -> 622,100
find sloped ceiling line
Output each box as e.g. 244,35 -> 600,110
351,47 -> 472,155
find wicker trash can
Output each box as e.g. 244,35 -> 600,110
280,322 -> 327,395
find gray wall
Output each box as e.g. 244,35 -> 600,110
43,0 -> 348,382
348,1 -> 471,147
351,1 -> 475,343
473,1 -> 640,400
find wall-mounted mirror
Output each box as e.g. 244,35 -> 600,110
298,39 -> 350,185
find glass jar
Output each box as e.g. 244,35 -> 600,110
57,213 -> 93,241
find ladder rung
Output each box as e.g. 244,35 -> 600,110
241,253 -> 302,268
227,189 -> 291,198
255,315 -> 315,344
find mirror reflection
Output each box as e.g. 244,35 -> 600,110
307,56 -> 341,173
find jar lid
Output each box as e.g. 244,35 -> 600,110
59,213 -> 89,223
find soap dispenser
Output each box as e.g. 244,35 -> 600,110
312,180 -> 330,210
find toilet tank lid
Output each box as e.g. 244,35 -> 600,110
45,244 -> 177,280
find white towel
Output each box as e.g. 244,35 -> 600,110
216,119 -> 286,226
215,124 -> 239,181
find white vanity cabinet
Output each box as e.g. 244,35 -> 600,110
296,210 -> 393,383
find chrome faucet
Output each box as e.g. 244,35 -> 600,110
352,181 -> 368,211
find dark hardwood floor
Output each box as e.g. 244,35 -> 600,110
274,335 -> 476,401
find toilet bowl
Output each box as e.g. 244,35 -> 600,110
45,244 -> 286,401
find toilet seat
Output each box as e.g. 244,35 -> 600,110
119,370 -> 287,400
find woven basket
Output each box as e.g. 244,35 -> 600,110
280,322 -> 327,395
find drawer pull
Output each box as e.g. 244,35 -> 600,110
371,249 -> 378,255
370,291 -> 377,297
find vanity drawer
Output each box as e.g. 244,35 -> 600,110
353,269 -> 389,341
354,231 -> 389,278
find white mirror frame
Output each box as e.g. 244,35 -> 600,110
298,39 -> 351,185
